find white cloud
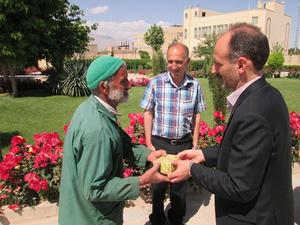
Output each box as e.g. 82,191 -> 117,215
87,20 -> 173,50
88,20 -> 150,50
87,20 -> 174,50
89,6 -> 109,15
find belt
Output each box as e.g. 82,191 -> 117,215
153,134 -> 192,146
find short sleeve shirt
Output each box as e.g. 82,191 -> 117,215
140,72 -> 206,139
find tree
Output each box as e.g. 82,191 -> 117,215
0,0 -> 95,97
144,24 -> 164,53
267,42 -> 284,77
138,50 -> 150,60
152,50 -> 166,75
194,33 -> 229,116
144,24 -> 165,75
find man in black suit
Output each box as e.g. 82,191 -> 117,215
169,23 -> 294,225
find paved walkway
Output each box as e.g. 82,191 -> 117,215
1,163 -> 300,225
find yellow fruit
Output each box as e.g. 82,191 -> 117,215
155,154 -> 178,175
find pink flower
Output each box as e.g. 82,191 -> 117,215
215,125 -> 225,133
138,137 -> 146,145
199,121 -> 209,136
123,168 -> 133,177
9,145 -> 20,154
213,111 -> 225,121
208,128 -> 217,137
40,179 -> 49,191
64,122 -> 70,134
11,136 -> 26,146
0,194 -> 8,200
215,136 -> 223,144
8,204 -> 20,211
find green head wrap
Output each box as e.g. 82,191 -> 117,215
86,56 -> 125,90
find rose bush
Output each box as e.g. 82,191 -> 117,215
0,133 -> 63,212
129,77 -> 150,87
290,111 -> 300,163
1,111 -> 299,212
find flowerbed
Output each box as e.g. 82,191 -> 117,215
0,133 -> 63,212
0,111 -> 299,212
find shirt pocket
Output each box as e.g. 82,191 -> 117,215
180,91 -> 194,115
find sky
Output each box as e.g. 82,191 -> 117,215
69,0 -> 300,50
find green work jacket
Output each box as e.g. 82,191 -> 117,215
58,95 -> 150,225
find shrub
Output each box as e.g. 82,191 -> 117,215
189,60 -> 204,72
0,133 -> 63,212
198,111 -> 226,149
290,112 -> 300,163
1,111 -> 298,212
152,50 -> 166,75
123,59 -> 151,70
60,59 -> 91,97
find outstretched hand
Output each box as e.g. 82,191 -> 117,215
139,162 -> 169,186
177,149 -> 205,164
168,160 -> 192,183
147,149 -> 167,162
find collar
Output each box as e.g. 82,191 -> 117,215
165,71 -> 193,88
227,76 -> 261,110
94,95 -> 121,116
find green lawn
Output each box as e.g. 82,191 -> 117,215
1,78 -> 299,153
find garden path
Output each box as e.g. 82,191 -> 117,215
3,163 -> 300,225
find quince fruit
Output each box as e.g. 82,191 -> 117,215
155,154 -> 178,175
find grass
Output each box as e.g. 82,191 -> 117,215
0,78 -> 299,154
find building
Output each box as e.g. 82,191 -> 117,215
134,25 -> 183,56
183,0 -> 291,58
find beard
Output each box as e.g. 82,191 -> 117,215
108,86 -> 128,107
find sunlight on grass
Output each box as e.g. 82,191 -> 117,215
1,78 -> 299,154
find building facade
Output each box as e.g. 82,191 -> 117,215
134,25 -> 183,57
183,0 -> 291,58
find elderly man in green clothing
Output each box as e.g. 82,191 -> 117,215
58,56 -> 169,225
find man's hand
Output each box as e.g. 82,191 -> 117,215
147,149 -> 166,162
168,160 -> 192,183
177,149 -> 205,164
139,163 -> 169,186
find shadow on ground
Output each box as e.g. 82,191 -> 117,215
143,188 -> 212,225
18,89 -> 52,97
0,131 -> 20,150
184,188 -> 212,223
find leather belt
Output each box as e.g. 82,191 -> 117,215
153,134 -> 192,146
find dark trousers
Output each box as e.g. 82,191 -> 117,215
149,135 -> 193,225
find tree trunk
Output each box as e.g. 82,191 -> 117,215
1,65 -> 19,97
10,73 -> 19,97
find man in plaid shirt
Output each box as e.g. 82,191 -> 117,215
140,43 -> 206,225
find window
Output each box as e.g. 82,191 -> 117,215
184,29 -> 187,39
185,13 -> 188,19
202,12 -> 206,17
194,27 -> 198,38
251,16 -> 258,25
194,11 -> 198,17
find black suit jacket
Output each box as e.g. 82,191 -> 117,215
191,78 -> 294,225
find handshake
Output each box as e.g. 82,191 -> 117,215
139,149 -> 205,187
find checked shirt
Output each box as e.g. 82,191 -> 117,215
140,72 -> 206,139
